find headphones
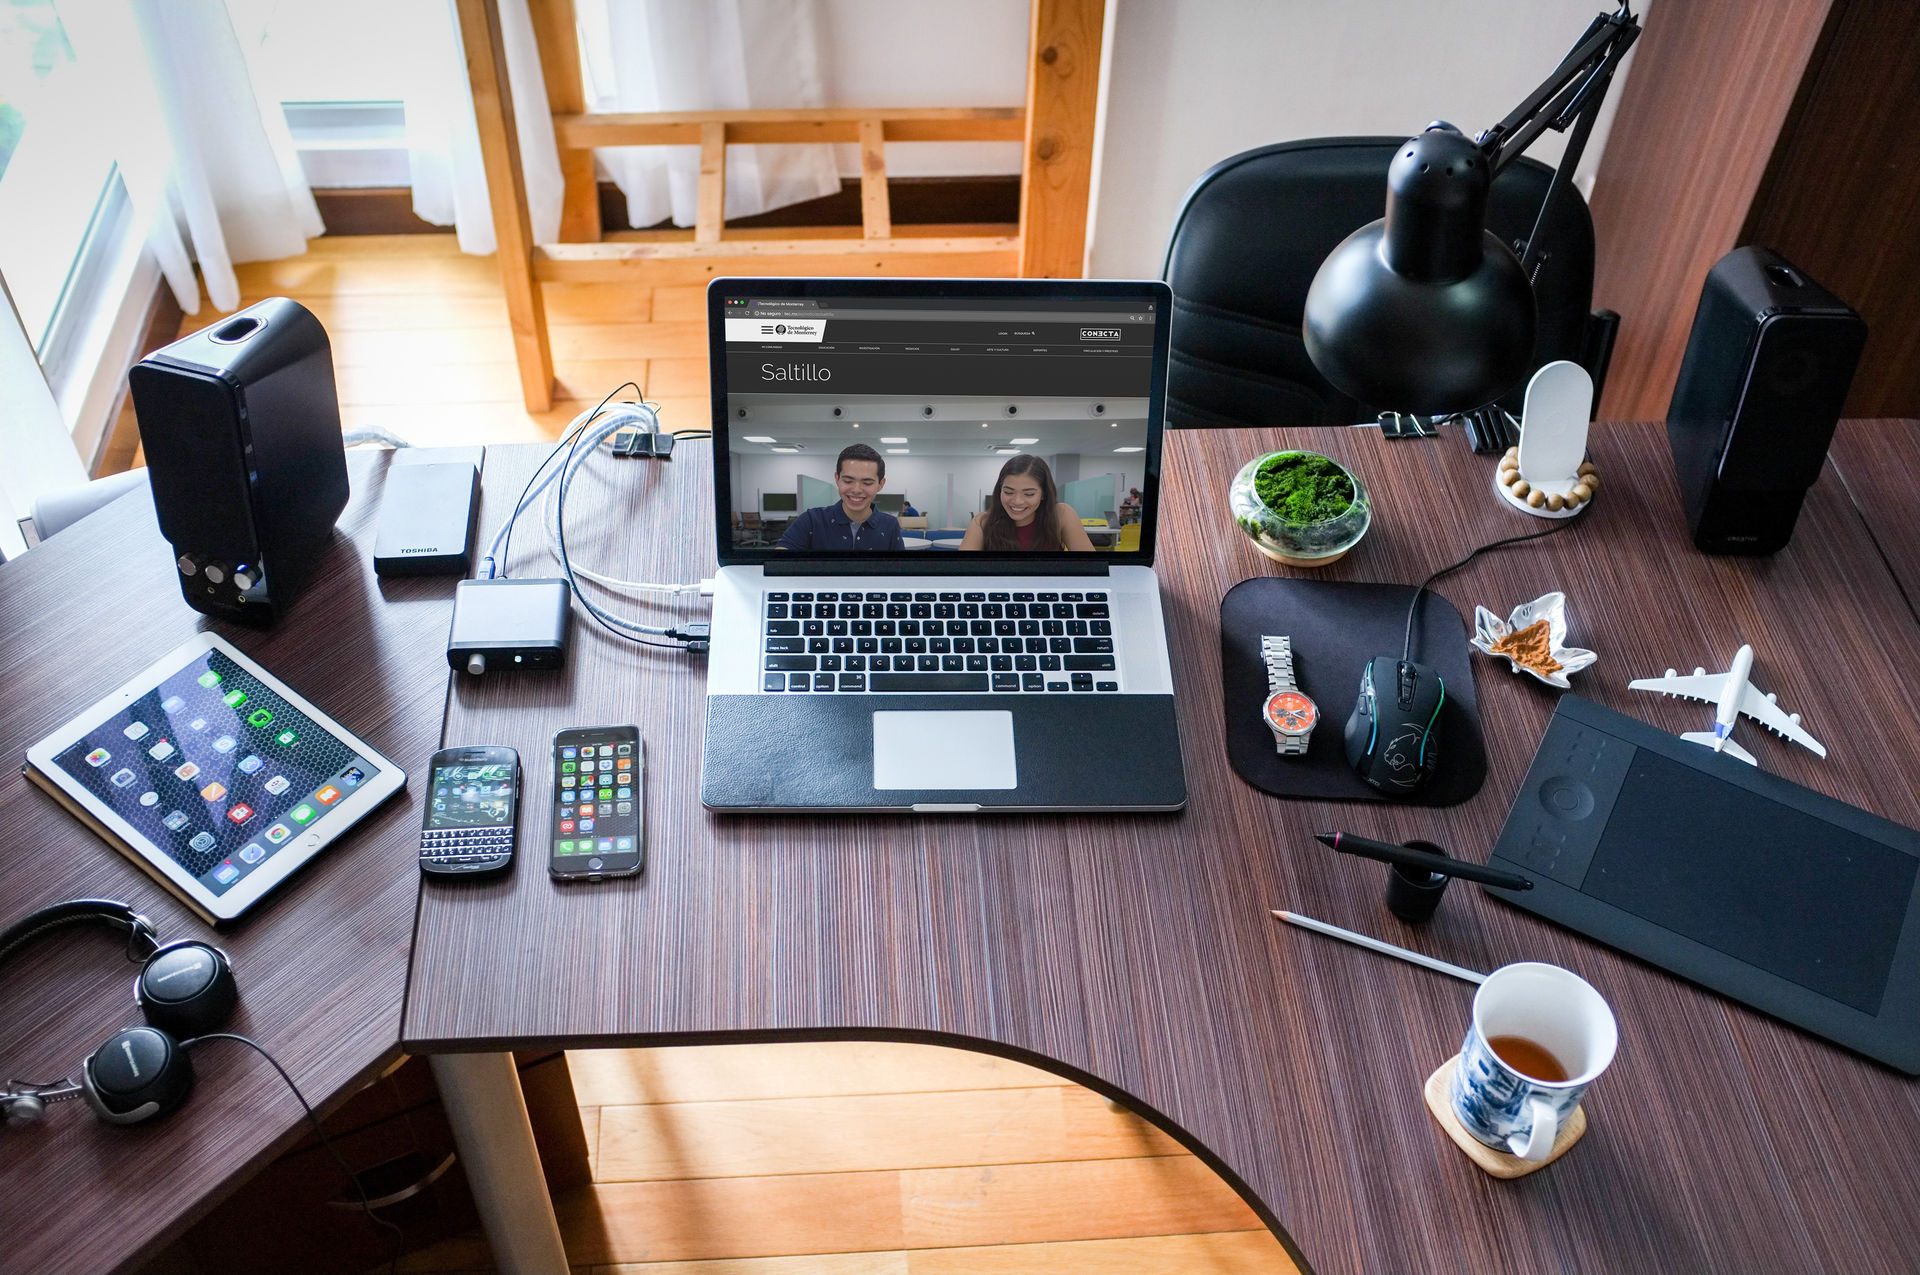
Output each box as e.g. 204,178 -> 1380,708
0,899 -> 237,1128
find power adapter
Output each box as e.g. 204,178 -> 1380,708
447,578 -> 572,674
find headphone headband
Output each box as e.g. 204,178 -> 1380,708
0,899 -> 159,968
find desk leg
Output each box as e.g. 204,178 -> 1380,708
431,1052 -> 569,1274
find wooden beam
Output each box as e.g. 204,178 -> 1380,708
455,0 -> 554,411
882,118 -> 1026,143
528,0 -> 600,242
695,121 -> 726,244
858,119 -> 891,239
601,222 -> 1018,245
533,236 -> 1020,286
1018,0 -> 1105,278
553,107 -> 1025,149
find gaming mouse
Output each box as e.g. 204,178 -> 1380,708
1344,655 -> 1445,797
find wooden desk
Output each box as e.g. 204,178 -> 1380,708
0,453 -> 458,1275
407,421 -> 1920,1273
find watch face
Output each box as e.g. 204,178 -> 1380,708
1265,691 -> 1318,734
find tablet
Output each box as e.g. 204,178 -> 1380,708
23,633 -> 406,924
1487,695 -> 1920,1074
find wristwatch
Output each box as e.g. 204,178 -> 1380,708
1260,635 -> 1319,756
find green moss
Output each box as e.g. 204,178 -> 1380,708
1253,453 -> 1354,524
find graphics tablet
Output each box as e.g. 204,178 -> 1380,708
23,633 -> 405,924
1487,695 -> 1920,1073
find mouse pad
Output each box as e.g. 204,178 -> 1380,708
1220,578 -> 1487,806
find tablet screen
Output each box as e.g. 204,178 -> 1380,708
1584,750 -> 1919,1015
48,645 -> 377,898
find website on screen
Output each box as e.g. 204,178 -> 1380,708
721,295 -> 1158,553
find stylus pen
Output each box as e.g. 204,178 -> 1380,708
1315,831 -> 1534,891
1272,910 -> 1487,985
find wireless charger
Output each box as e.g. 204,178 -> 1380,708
1495,361 -> 1596,520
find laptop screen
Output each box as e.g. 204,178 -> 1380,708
708,279 -> 1169,564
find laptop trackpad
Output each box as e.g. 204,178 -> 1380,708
873,711 -> 1017,790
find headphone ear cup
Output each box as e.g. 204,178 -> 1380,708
137,940 -> 238,1038
82,1027 -> 193,1125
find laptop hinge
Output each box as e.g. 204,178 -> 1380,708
762,558 -> 1112,577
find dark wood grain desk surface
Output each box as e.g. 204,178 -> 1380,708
0,452 -> 458,1275
407,421 -> 1920,1275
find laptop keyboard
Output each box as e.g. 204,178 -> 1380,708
759,590 -> 1119,693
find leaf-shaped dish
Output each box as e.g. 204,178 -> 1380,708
1471,591 -> 1596,689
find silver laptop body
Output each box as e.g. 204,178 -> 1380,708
700,277 -> 1186,813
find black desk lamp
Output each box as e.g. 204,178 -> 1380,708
1303,3 -> 1641,415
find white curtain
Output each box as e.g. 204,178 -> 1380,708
577,0 -> 841,229
0,278 -> 89,559
62,0 -> 322,315
408,0 -> 840,250
406,0 -> 563,254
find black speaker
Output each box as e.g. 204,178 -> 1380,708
130,297 -> 349,624
1665,246 -> 1866,555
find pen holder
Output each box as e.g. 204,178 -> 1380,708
1385,840 -> 1452,922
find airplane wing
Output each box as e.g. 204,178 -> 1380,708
1627,671 -> 1727,705
1738,683 -> 1827,757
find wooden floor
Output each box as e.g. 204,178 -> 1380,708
397,1042 -> 1295,1274
118,233 -> 1295,1274
101,233 -> 722,474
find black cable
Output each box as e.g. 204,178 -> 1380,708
185,1033 -> 405,1275
1402,520 -> 1576,663
498,380 -> 641,576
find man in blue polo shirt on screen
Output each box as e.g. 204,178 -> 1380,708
776,443 -> 904,551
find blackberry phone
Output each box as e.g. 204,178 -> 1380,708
550,725 -> 644,881
419,745 -> 518,876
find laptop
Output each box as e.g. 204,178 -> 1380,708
700,277 -> 1186,813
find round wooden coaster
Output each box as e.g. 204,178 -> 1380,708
1424,1054 -> 1587,1179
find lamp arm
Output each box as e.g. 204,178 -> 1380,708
1477,5 -> 1640,178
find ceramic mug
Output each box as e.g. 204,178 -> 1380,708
1449,962 -> 1618,1161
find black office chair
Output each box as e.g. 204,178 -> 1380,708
1160,137 -> 1618,429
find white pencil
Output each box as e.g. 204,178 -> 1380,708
1273,910 -> 1487,985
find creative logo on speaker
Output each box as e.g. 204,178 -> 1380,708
1081,328 -> 1122,341
760,362 -> 830,382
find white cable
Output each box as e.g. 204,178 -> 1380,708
342,425 -> 411,449
541,403 -> 708,598
553,414 -> 677,636
485,403 -> 626,565
478,393 -> 709,648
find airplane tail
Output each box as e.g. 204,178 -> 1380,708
1682,731 -> 1757,766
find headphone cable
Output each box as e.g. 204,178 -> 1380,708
185,1033 -> 405,1275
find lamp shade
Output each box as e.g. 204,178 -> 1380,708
1304,125 -> 1535,415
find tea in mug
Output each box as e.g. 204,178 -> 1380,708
1487,1034 -> 1571,1083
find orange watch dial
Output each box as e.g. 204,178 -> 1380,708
1265,690 -> 1318,733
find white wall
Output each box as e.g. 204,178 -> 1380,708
1087,0 -> 1648,276
815,0 -> 1030,178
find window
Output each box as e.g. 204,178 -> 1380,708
0,0 -> 118,349
227,0 -> 439,189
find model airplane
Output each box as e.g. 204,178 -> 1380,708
1627,643 -> 1825,765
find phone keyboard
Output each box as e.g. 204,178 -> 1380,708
420,826 -> 513,864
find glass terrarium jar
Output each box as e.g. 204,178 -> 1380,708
1228,450 -> 1371,566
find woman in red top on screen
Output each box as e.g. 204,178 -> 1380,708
959,454 -> 1096,552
